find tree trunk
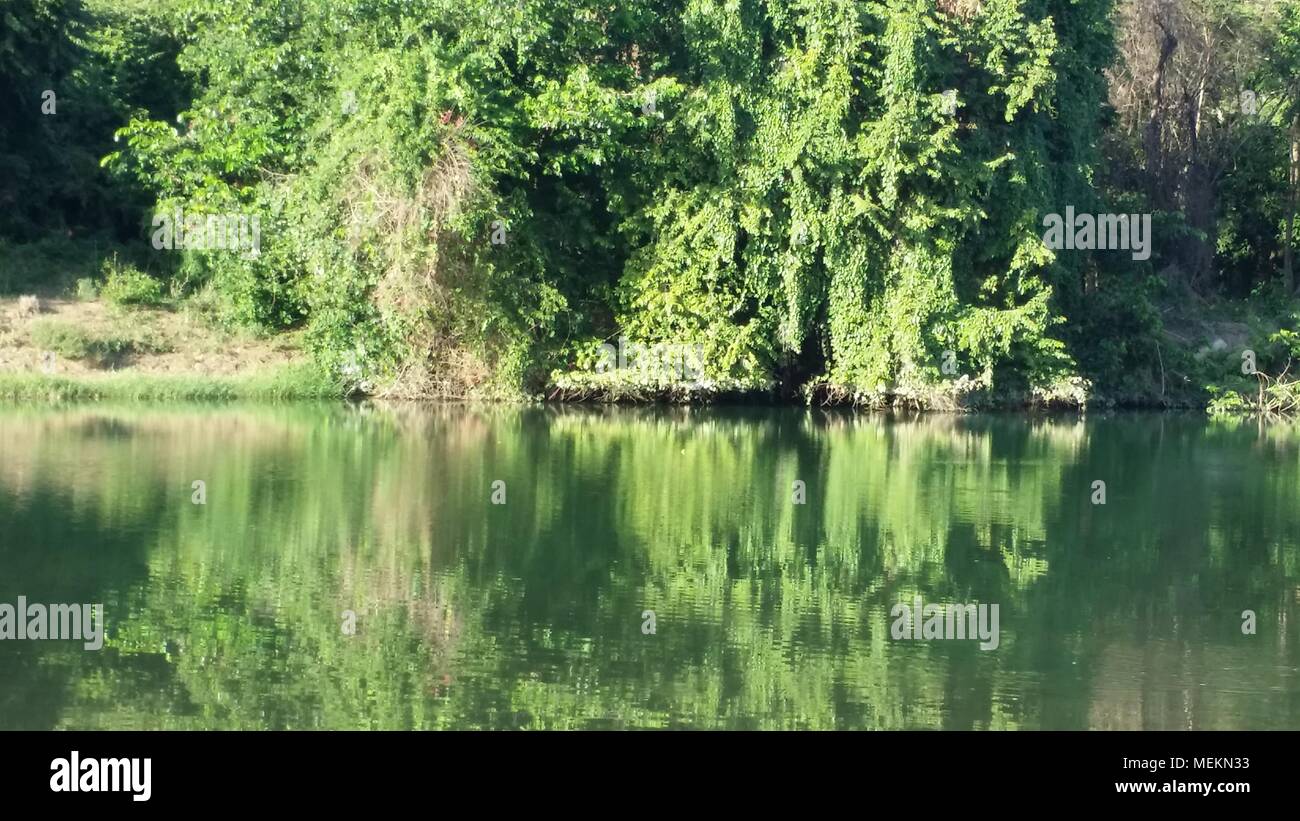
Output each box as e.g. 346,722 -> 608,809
1144,17 -> 1179,210
1285,114 -> 1298,295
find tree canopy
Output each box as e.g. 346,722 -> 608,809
5,0 -> 1300,406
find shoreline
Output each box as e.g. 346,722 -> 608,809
0,366 -> 338,403
0,368 -> 1244,416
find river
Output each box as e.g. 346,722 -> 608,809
1,404 -> 1296,729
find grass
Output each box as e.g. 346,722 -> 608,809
29,317 -> 173,366
0,364 -> 343,402
31,320 -> 139,362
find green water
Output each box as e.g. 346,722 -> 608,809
1,404 -> 1298,729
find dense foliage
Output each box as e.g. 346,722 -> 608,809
5,0 -> 1300,405
0,0 -> 185,242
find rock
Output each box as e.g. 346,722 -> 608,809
16,295 -> 41,317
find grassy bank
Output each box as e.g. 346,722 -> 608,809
0,364 -> 340,402
1,286 -> 342,403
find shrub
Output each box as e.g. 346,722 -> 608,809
0,238 -> 102,294
101,261 -> 165,307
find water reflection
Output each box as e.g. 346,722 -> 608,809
0,404 -> 1296,729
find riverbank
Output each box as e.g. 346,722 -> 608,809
0,367 -> 336,402
2,291 -> 1297,415
0,294 -> 336,401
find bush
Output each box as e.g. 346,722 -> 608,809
101,261 -> 165,307
0,238 -> 103,294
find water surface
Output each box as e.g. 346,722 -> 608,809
1,404 -> 1297,729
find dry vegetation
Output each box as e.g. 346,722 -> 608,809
343,143 -> 496,399
0,296 -> 306,377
